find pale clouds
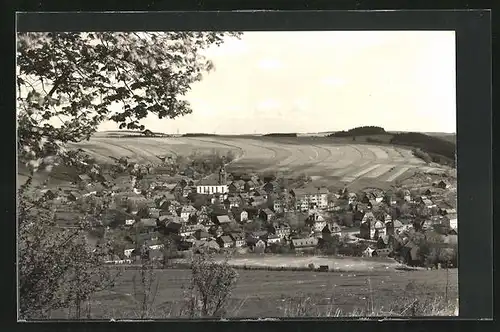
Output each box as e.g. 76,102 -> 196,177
98,30 -> 456,134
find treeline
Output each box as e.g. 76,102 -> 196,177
182,133 -> 219,137
328,126 -> 387,137
263,133 -> 298,137
390,133 -> 456,167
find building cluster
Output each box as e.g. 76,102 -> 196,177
38,160 -> 457,266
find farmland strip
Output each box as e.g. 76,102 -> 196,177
366,146 -> 389,160
363,164 -> 396,179
385,166 -> 411,182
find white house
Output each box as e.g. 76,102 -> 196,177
124,248 -> 135,258
266,234 -> 281,245
240,210 -> 249,222
180,205 -> 197,222
292,187 -> 329,211
125,218 -> 136,226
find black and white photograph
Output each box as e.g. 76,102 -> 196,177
17,27 -> 460,320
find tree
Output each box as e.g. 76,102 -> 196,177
17,31 -> 241,172
17,31 -> 241,319
18,179 -> 118,319
184,253 -> 238,317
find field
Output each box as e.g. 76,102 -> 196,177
68,133 -> 452,190
58,266 -> 457,319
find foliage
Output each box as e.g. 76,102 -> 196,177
391,133 -> 456,167
184,252 -> 238,317
263,133 -> 298,137
412,148 -> 432,164
18,179 -> 119,319
328,126 -> 387,137
132,258 -> 160,319
17,31 -> 241,172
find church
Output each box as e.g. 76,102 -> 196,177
195,165 -> 229,195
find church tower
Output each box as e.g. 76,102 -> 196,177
218,164 -> 227,185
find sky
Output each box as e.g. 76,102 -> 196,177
97,31 -> 456,134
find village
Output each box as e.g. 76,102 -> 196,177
37,154 -> 458,270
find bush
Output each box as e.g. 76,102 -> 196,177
183,252 -> 239,317
412,148 -> 432,164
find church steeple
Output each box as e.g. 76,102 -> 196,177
218,164 -> 227,185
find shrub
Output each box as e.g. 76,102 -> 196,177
183,252 -> 239,317
412,148 -> 432,164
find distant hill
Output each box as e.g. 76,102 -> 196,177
96,130 -> 170,138
263,133 -> 298,137
322,126 -> 455,168
327,126 -> 387,137
390,132 -> 456,167
182,133 -> 220,137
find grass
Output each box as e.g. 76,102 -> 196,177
46,267 -> 457,319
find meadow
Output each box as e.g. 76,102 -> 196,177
53,267 -> 458,319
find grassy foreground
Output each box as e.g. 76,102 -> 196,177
49,268 -> 458,319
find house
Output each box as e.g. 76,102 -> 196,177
259,208 -> 275,222
290,237 -> 318,251
68,191 -> 81,201
253,189 -> 268,200
347,193 -> 357,205
231,209 -> 249,223
164,220 -> 183,234
217,235 -> 234,249
250,196 -> 267,207
374,192 -> 384,203
434,180 -> 448,189
179,224 -> 200,238
244,180 -> 259,192
77,174 -> 92,184
254,239 -> 266,251
229,233 -> 246,247
263,181 -> 280,194
180,205 -> 197,222
209,225 -> 224,238
418,196 -> 436,209
371,220 -> 386,239
225,196 -> 242,209
264,234 -> 281,245
273,198 -> 284,213
400,241 -> 421,266
125,218 -> 136,226
373,248 -> 392,257
292,187 -> 329,211
215,215 -> 232,225
386,219 -> 403,235
359,212 -> 376,239
193,229 -> 211,241
322,223 -> 342,237
400,190 -> 411,202
136,218 -> 157,229
149,208 -> 161,219
124,247 -> 136,258
182,186 -> 193,197
145,239 -> 164,251
275,224 -> 291,239
228,180 -> 245,193
368,199 -> 380,209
